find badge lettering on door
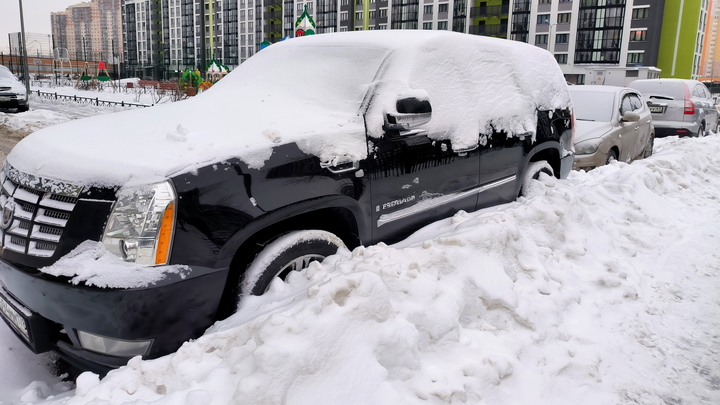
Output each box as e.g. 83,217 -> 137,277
381,195 -> 416,211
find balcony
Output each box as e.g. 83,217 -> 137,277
469,23 -> 509,37
470,4 -> 509,18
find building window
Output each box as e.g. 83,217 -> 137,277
537,14 -> 550,24
356,12 -> 362,20
341,12 -> 348,21
555,54 -> 568,64
627,52 -> 644,64
539,0 -> 551,3
557,13 -> 571,23
632,7 -> 649,19
424,5 -> 433,14
555,33 -> 569,44
439,4 -> 449,13
535,34 -> 548,44
369,10 -> 376,18
423,22 -> 432,29
626,70 -> 639,77
438,21 -> 448,30
379,8 -> 387,17
629,30 -> 647,41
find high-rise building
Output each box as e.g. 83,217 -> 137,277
657,0 -> 709,79
700,0 -> 719,79
51,0 -> 123,67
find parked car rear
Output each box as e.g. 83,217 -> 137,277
627,78 -> 718,137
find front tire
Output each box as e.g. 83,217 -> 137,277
606,149 -> 618,165
241,230 -> 346,296
520,161 -> 553,197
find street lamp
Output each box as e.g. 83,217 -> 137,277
17,0 -> 30,91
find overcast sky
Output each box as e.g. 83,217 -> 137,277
0,0 -> 84,54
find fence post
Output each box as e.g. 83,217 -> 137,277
55,92 -> 57,100
121,101 -> 124,107
95,97 -> 99,106
74,95 -> 77,102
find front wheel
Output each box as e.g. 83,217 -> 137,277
520,161 -> 553,197
241,230 -> 346,296
606,149 -> 618,165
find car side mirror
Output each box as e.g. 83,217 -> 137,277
384,97 -> 432,132
621,111 -> 640,122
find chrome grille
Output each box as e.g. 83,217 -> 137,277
0,165 -> 80,258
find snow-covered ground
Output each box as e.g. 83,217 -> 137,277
0,91 -> 719,404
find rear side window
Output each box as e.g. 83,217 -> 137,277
629,81 -> 684,100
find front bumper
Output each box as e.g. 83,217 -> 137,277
0,258 -> 228,374
0,95 -> 28,109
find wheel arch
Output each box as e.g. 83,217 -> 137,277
525,142 -> 562,179
215,196 -> 365,317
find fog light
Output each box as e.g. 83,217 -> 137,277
77,330 -> 152,357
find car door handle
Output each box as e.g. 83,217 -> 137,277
320,160 -> 360,174
453,145 -> 479,156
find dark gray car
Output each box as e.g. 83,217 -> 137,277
627,78 -> 718,137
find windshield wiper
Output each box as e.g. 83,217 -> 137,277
649,95 -> 673,100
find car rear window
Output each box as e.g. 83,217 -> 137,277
628,81 -> 685,100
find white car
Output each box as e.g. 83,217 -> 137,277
0,65 -> 29,112
570,85 -> 654,170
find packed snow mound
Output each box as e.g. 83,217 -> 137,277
27,136 -> 720,405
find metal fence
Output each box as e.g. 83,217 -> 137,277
34,90 -> 152,108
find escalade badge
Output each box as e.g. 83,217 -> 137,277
1,198 -> 15,230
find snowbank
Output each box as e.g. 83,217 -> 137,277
8,135 -> 716,405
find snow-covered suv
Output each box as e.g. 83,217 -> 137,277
0,31 -> 573,373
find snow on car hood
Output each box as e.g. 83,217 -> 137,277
574,120 -> 614,143
0,77 -> 26,94
7,31 -> 571,188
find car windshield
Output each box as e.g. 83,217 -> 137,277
569,90 -> 616,122
209,45 -> 390,115
629,81 -> 685,100
0,68 -> 16,80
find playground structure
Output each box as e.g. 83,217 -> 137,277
76,61 -> 116,90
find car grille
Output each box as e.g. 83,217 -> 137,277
0,87 -> 11,92
0,164 -> 81,258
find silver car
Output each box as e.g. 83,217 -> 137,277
627,78 -> 718,137
569,85 -> 654,170
0,65 -> 29,112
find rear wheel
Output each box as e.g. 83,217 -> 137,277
520,161 -> 553,197
241,230 -> 346,296
696,123 -> 705,138
642,133 -> 655,159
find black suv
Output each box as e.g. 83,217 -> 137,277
0,31 -> 574,374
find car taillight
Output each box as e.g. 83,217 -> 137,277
684,84 -> 695,115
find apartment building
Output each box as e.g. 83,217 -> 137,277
701,0 -> 719,79
51,0 -> 123,65
120,0 -> 708,81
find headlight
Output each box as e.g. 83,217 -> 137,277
16,91 -> 27,100
574,138 -> 602,155
102,181 -> 176,265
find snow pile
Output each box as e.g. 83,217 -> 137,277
39,241 -> 190,288
12,135 -> 718,405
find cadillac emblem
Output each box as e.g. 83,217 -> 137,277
1,198 -> 15,230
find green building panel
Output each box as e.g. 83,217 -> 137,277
470,0 -> 509,38
657,0 -> 701,79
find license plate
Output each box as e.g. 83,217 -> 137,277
0,291 -> 29,340
0,96 -> 11,102
649,106 -> 664,113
